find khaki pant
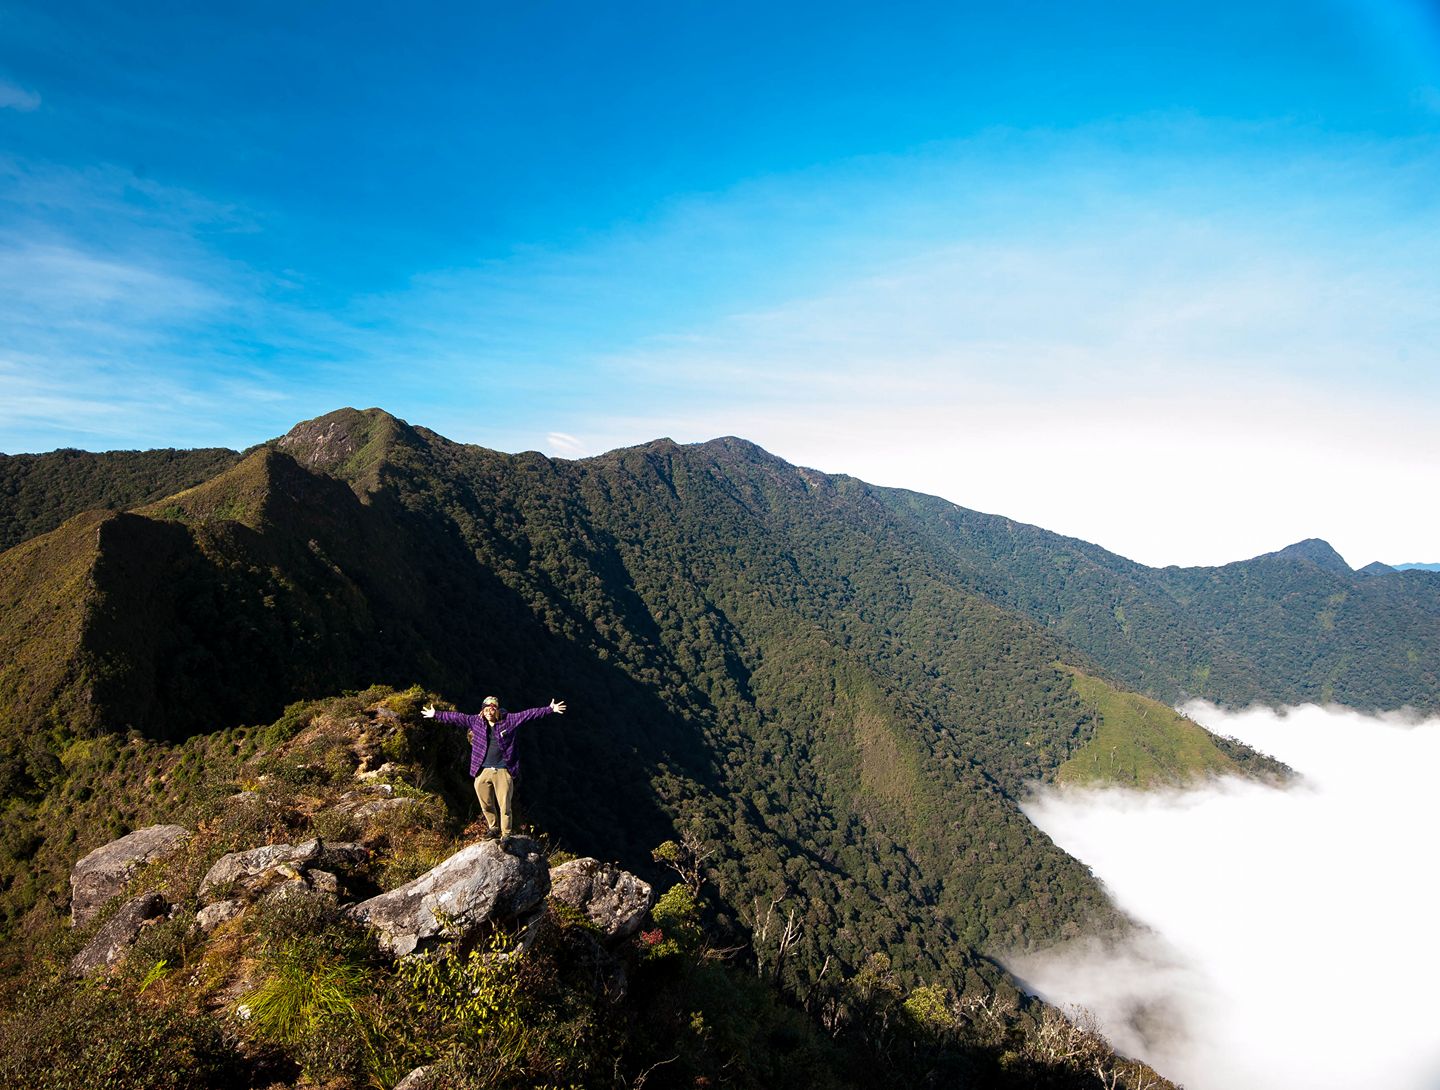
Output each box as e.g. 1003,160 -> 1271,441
474,767 -> 515,838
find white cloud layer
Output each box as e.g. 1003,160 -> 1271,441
1011,703 -> 1440,1090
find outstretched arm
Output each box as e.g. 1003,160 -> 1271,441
509,700 -> 568,726
422,705 -> 473,728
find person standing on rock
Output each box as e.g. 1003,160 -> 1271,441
421,695 -> 567,839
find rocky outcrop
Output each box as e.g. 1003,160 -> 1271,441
333,792 -> 419,822
348,837 -> 549,956
71,891 -> 169,976
196,899 -> 244,932
198,839 -> 368,904
198,840 -> 318,902
549,858 -> 653,939
70,824 -> 189,927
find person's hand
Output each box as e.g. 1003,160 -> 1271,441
550,699 -> 567,715
422,704 -> 436,718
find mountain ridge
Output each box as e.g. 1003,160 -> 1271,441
0,407 -> 1400,581
1,406 -> 1431,997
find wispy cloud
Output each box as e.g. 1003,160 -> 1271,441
1013,703 -> 1440,1090
544,432 -> 585,456
0,79 -> 40,112
0,241 -> 224,328
591,154 -> 1440,404
0,157 -> 368,450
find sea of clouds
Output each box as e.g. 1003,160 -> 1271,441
1011,702 -> 1440,1090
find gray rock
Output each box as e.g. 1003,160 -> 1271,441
198,839 -> 369,904
262,868 -> 339,907
347,797 -> 417,821
265,876 -> 314,902
196,899 -> 243,932
549,858 -> 654,939
317,841 -> 370,873
348,837 -> 550,956
71,892 -> 169,976
70,825 -> 189,927
198,839 -> 324,903
393,1067 -> 433,1090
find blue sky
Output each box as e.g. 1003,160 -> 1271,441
2,0 -> 1438,566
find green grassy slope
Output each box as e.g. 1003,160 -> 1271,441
1055,666 -> 1281,787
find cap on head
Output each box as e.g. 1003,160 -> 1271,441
482,696 -> 500,708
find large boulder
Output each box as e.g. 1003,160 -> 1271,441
549,858 -> 653,939
197,839 -> 368,904
70,825 -> 189,927
348,837 -> 549,956
71,892 -> 169,976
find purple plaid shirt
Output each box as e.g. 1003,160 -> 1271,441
433,705 -> 553,778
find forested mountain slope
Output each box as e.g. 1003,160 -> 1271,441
3,410 -> 1140,991
8,422 -> 1434,714
0,447 -> 243,553
867,489 -> 1440,711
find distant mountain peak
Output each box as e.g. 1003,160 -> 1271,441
691,435 -> 792,468
695,435 -> 767,454
1266,538 -> 1352,574
275,407 -> 420,483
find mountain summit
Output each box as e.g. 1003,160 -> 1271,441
1265,537 -> 1353,574
275,406 -> 427,484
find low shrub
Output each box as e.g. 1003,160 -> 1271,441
239,898 -> 393,1085
0,977 -> 248,1090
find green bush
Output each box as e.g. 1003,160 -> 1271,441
379,684 -> 427,720
121,909 -> 201,985
308,806 -> 362,843
261,698 -> 323,746
0,978 -> 246,1090
394,928 -> 598,1089
239,899 -> 391,1084
645,884 -> 704,960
